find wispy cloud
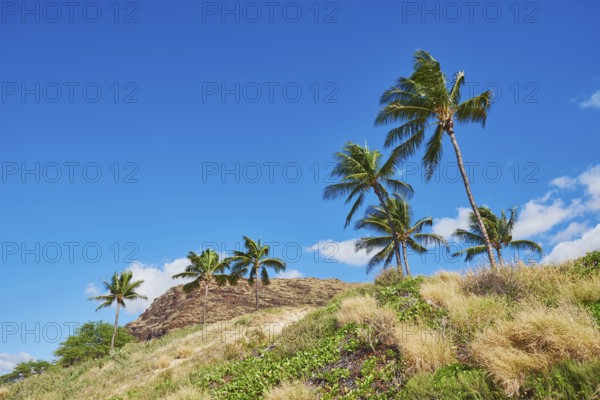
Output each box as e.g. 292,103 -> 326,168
580,90 -> 600,109
307,239 -> 371,267
276,269 -> 304,279
0,352 -> 33,375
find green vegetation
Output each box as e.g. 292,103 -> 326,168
54,321 -> 136,367
89,271 -> 147,353
0,360 -> 53,384
3,253 -> 600,399
173,248 -> 233,325
356,194 -> 447,275
229,236 -> 287,310
452,206 -> 542,265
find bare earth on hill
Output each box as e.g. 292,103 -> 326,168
126,278 -> 354,340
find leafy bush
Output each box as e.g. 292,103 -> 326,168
376,277 -> 446,326
573,251 -> 600,277
54,321 -> 136,367
0,360 -> 53,383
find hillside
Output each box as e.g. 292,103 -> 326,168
126,278 -> 355,340
3,253 -> 600,399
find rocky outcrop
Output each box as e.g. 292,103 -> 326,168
125,278 -> 354,341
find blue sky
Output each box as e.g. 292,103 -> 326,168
1,0 -> 600,371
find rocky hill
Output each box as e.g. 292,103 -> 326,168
125,278 -> 355,341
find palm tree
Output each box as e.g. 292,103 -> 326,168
324,142 -> 413,274
376,50 -> 498,270
172,249 -> 231,325
229,236 -> 286,310
452,206 -> 542,265
89,271 -> 147,354
356,195 -> 447,276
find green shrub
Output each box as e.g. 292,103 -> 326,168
574,251 -> 600,277
374,268 -> 405,287
525,360 -> 600,399
376,277 -> 446,326
400,364 -> 502,400
54,321 -> 136,367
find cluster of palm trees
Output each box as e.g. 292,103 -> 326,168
325,50 -> 541,277
89,236 -> 286,353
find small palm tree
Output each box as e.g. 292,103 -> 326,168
376,50 -> 497,270
356,195 -> 447,276
324,142 -> 413,273
172,249 -> 231,325
452,206 -> 542,265
89,271 -> 147,354
229,236 -> 286,310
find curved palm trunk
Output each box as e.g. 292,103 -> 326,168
254,265 -> 260,311
111,302 -> 120,354
401,241 -> 411,276
496,248 -> 504,267
447,127 -> 498,271
203,281 -> 209,325
374,186 -> 404,276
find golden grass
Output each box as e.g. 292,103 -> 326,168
335,295 -> 398,345
163,386 -> 212,400
0,387 -> 9,400
395,323 -> 456,373
471,303 -> 600,395
264,381 -> 318,400
175,346 -> 193,359
421,271 -> 512,332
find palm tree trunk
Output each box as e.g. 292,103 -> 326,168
254,266 -> 260,311
111,302 -> 120,355
401,241 -> 411,276
374,186 -> 404,276
203,281 -> 209,325
446,126 -> 498,271
496,248 -> 504,267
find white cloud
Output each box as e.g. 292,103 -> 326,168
513,196 -> 583,238
276,269 -> 304,279
86,257 -> 191,315
308,239 -> 371,267
0,352 -> 33,374
431,207 -> 471,238
542,223 -> 600,264
550,176 -> 577,190
549,221 -> 590,244
580,90 -> 600,109
579,165 -> 600,211
84,283 -> 100,298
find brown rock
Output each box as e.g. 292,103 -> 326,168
125,278 -> 354,341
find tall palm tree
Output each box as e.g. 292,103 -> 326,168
356,195 -> 447,276
89,271 -> 147,354
376,50 -> 498,270
324,142 -> 413,274
172,249 -> 231,325
452,206 -> 542,265
229,236 -> 286,311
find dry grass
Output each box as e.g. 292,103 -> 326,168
395,323 -> 456,373
420,271 -> 512,332
176,346 -> 193,359
471,303 -> 600,395
0,387 -> 9,400
154,355 -> 172,369
335,295 -> 398,345
163,386 -> 212,400
264,381 -> 318,400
